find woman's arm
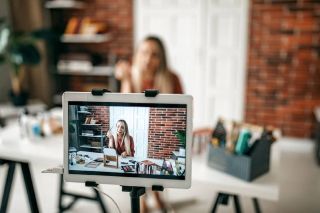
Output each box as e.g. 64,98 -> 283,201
107,131 -> 115,148
115,60 -> 133,93
121,136 -> 135,157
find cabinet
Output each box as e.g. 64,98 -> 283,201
44,0 -> 118,105
77,110 -> 106,151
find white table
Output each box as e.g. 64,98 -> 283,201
0,123 -> 108,213
192,148 -> 279,212
0,123 -> 279,213
0,100 -> 46,119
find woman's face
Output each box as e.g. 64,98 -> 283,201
136,40 -> 161,73
116,122 -> 125,135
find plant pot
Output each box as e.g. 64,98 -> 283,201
9,90 -> 28,106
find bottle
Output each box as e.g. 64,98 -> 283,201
19,108 -> 29,139
161,158 -> 168,175
235,128 -> 252,155
211,119 -> 227,147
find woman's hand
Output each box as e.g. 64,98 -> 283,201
115,60 -> 131,81
106,130 -> 113,139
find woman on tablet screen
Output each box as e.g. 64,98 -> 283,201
107,119 -> 135,157
115,36 -> 183,213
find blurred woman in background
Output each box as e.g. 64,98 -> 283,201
115,36 -> 183,94
114,36 -> 183,213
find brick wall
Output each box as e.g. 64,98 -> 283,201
148,108 -> 187,159
245,0 -> 320,137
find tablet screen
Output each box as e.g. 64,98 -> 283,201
68,101 -> 187,180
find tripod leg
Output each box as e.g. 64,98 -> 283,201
0,161 -> 16,213
58,174 -> 64,212
130,187 -> 145,213
20,162 -> 39,213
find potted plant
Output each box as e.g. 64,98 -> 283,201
0,18 -> 42,106
175,130 -> 186,156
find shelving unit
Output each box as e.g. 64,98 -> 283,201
44,0 -> 118,106
76,110 -> 106,151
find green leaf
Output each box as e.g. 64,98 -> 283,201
175,130 -> 186,147
9,43 -> 40,66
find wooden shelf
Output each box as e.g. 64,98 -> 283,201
77,111 -> 91,114
61,34 -> 111,43
45,0 -> 85,9
80,145 -> 102,149
57,65 -> 114,76
79,135 -> 105,138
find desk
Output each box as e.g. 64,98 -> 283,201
0,100 -> 46,119
0,123 -> 107,213
0,123 -> 279,212
192,150 -> 279,212
69,151 -> 167,175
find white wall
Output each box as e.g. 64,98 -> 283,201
134,0 -> 249,128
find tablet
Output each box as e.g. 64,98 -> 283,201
62,92 -> 193,188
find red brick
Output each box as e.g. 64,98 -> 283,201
246,0 -> 320,138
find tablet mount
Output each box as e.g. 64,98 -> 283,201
87,88 -> 164,213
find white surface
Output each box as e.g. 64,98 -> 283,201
0,100 -> 47,118
0,121 -> 278,202
192,151 -> 279,201
0,124 -> 62,163
62,92 -> 193,189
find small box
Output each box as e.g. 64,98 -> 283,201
207,138 -> 271,181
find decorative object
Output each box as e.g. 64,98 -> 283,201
175,130 -> 186,156
0,18 -> 50,105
